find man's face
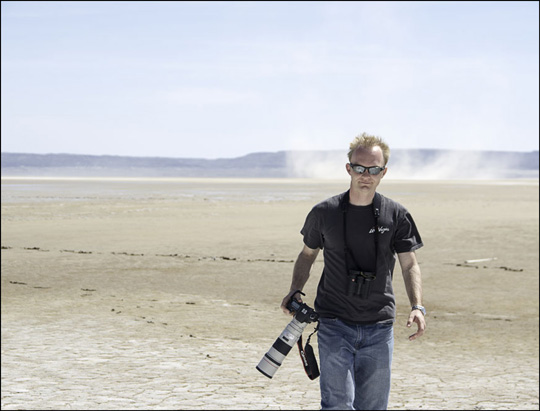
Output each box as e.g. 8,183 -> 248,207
346,146 -> 387,192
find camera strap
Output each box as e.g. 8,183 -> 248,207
296,321 -> 320,380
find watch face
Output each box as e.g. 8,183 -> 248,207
413,306 -> 426,315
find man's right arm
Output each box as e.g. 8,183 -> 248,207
280,244 -> 320,315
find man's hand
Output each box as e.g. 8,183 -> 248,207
407,309 -> 426,341
280,290 -> 303,315
281,245 -> 319,315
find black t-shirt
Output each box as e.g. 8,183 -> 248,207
301,190 -> 423,323
345,204 -> 377,274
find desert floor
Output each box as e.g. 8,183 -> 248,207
1,177 -> 539,410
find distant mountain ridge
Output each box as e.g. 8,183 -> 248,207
1,151 -> 288,169
1,150 -> 538,179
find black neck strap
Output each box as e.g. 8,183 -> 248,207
296,322 -> 320,380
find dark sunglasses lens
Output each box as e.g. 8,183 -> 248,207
353,165 -> 366,174
369,167 -> 382,175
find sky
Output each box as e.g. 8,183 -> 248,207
1,1 -> 539,159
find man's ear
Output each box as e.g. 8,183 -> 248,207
381,167 -> 388,178
346,163 -> 352,176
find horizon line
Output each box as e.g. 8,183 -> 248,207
2,147 -> 539,161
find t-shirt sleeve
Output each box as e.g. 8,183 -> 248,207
300,207 -> 324,250
393,211 -> 423,253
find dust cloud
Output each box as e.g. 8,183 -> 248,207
286,149 -> 539,180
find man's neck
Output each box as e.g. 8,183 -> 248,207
349,187 -> 376,206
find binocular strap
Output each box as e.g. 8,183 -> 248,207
296,322 -> 320,380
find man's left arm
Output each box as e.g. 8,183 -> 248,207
398,251 -> 426,341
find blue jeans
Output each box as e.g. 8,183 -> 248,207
317,317 -> 394,410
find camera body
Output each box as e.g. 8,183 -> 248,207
286,298 -> 319,324
256,296 -> 319,379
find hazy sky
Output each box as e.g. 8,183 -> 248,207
2,1 -> 539,159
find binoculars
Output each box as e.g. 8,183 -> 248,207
347,270 -> 375,299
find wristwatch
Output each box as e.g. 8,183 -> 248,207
411,305 -> 426,316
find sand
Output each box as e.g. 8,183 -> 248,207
1,177 -> 539,410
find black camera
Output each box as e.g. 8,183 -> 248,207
347,270 -> 375,299
256,293 -> 319,379
286,297 -> 319,324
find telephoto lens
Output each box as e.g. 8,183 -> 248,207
256,317 -> 308,378
256,296 -> 318,379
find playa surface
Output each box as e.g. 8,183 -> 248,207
1,177 -> 539,410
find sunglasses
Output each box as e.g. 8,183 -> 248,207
349,163 -> 386,175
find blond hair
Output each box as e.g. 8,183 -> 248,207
348,132 -> 390,165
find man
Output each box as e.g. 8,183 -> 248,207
281,133 -> 426,410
